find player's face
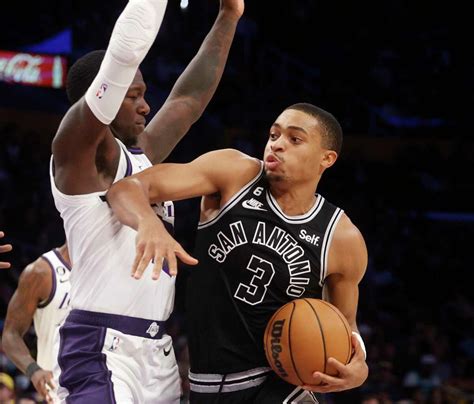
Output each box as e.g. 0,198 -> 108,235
110,70 -> 150,147
263,109 -> 334,184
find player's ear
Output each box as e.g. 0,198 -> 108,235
321,150 -> 338,169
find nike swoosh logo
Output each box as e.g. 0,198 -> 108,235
242,200 -> 267,211
163,346 -> 172,356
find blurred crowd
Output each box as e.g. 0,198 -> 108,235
0,1 -> 473,403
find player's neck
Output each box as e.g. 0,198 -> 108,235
269,187 -> 318,216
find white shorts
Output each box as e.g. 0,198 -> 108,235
54,309 -> 181,403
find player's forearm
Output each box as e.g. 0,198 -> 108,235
145,11 -> 239,164
144,9 -> 240,164
170,10 -> 240,115
106,178 -> 160,230
146,11 -> 240,162
2,329 -> 37,373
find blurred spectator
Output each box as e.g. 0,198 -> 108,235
0,372 -> 15,403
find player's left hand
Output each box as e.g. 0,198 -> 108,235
0,231 -> 12,269
220,0 -> 245,20
133,217 -> 198,280
302,333 -> 368,393
31,369 -> 57,403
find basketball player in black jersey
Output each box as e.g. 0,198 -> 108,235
106,103 -> 369,403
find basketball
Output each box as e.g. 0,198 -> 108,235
263,298 -> 353,386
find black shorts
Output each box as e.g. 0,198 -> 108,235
189,372 -> 324,404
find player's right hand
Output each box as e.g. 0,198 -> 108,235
0,231 -> 13,269
133,218 -> 198,280
31,369 -> 57,403
302,333 -> 369,393
220,0 -> 245,20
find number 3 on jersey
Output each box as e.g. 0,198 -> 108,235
234,255 -> 275,305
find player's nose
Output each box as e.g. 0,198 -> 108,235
270,136 -> 286,152
138,98 -> 151,116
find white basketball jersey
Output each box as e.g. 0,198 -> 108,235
49,139 -> 176,320
33,249 -> 72,371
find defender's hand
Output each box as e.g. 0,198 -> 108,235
132,219 -> 198,280
31,369 -> 57,403
302,333 -> 369,393
0,231 -> 12,269
220,0 -> 244,20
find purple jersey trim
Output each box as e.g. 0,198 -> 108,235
53,249 -> 72,271
127,147 -> 144,155
66,309 -> 167,339
37,256 -> 57,309
124,152 -> 132,177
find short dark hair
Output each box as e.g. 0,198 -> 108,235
66,50 -> 106,105
285,103 -> 343,155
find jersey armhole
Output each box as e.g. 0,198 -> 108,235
37,257 -> 57,309
318,208 -> 344,287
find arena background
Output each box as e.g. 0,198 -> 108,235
0,1 -> 473,403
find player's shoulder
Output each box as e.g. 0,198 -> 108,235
19,254 -> 53,283
329,213 -> 368,279
333,213 -> 365,243
204,148 -> 258,163
197,148 -> 261,176
197,149 -> 262,201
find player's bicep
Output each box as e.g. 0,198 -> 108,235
138,149 -> 249,203
4,267 -> 48,335
323,276 -> 360,330
325,214 -> 368,329
52,99 -> 108,167
327,214 -> 368,283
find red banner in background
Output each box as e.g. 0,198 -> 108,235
0,50 -> 67,88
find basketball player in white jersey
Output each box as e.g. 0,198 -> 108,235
49,0 -> 244,402
0,230 -> 12,268
3,243 -> 71,403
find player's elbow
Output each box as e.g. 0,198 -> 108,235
170,96 -> 203,126
1,327 -> 17,356
105,179 -> 126,206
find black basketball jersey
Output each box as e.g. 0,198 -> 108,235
186,163 -> 344,374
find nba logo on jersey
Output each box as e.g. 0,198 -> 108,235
96,83 -> 108,99
108,337 -> 120,351
146,322 -> 160,337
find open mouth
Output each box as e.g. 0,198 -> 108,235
265,154 -> 281,169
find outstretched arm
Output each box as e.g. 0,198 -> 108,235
106,148 -> 259,278
304,214 -> 369,393
52,0 -> 168,195
140,0 -> 245,163
2,260 -> 56,402
0,231 -> 12,269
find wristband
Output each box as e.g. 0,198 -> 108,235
25,362 -> 42,379
85,0 -> 168,124
352,331 -> 367,360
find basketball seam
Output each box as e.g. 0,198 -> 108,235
303,298 -> 328,376
318,299 -> 352,365
288,301 -> 304,386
